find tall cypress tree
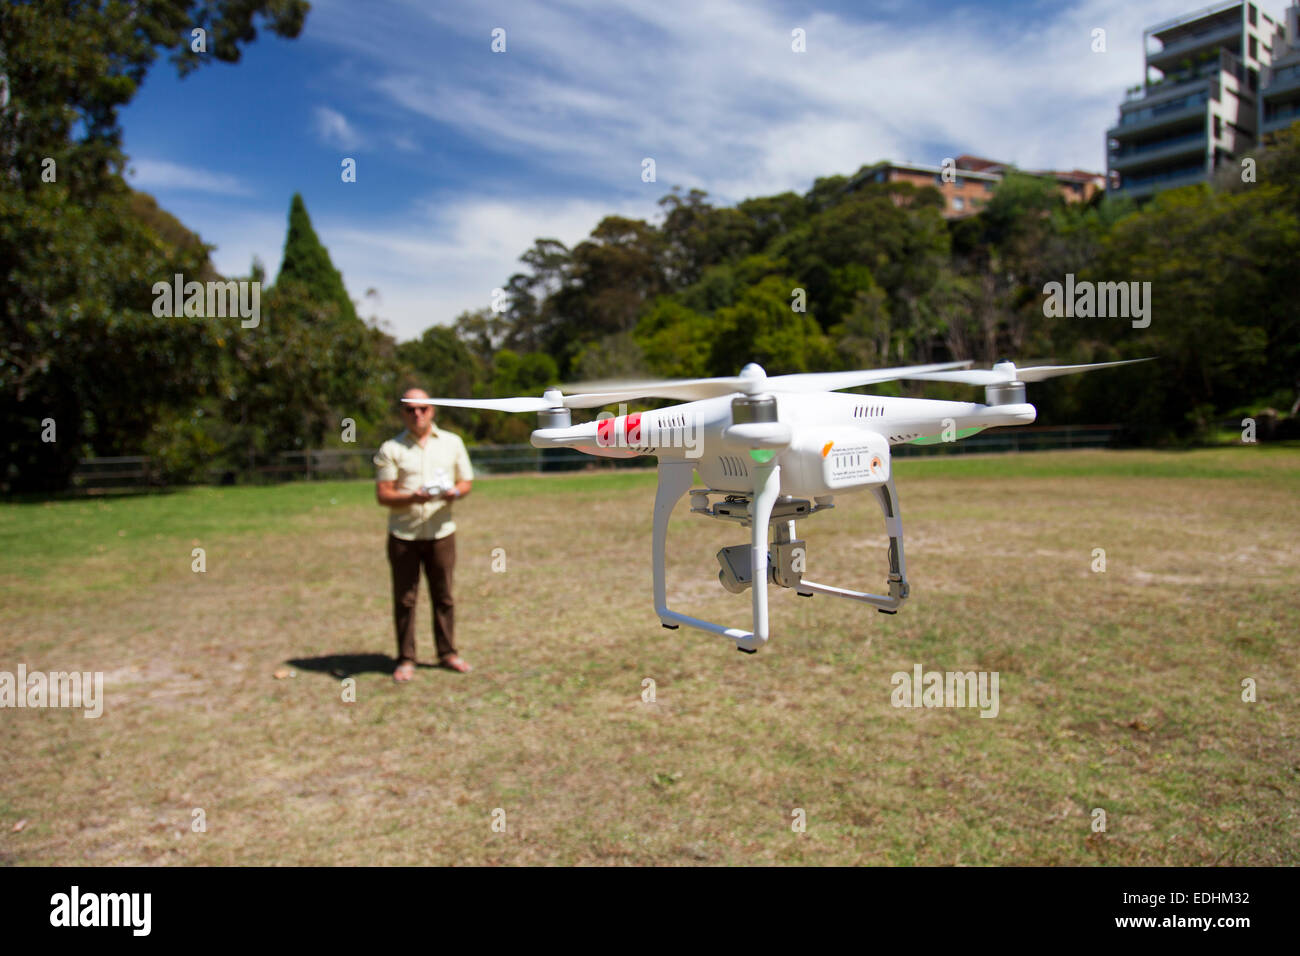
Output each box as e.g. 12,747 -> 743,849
275,193 -> 357,322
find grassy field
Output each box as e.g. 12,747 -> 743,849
1,447 -> 1296,865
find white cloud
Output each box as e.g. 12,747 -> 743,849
325,194 -> 659,339
320,0 -> 1206,199
126,158 -> 253,197
144,0 -> 1243,341
165,191 -> 657,340
313,105 -> 363,150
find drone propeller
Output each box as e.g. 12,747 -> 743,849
901,357 -> 1152,386
401,395 -> 554,412
401,391 -> 648,412
404,361 -> 978,415
400,358 -> 1151,417
562,360 -> 975,403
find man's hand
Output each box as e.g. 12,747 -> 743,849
441,480 -> 471,501
377,479 -> 434,508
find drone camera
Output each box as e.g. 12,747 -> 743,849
716,545 -> 753,593
716,540 -> 806,593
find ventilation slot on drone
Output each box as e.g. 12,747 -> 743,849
719,455 -> 748,478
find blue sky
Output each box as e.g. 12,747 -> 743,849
119,0 -> 1256,341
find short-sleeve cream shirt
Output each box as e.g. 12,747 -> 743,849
373,426 -> 474,540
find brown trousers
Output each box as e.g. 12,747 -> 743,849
387,532 -> 456,663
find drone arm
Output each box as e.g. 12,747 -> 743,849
532,423 -> 644,460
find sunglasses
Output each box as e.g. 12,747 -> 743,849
401,406 -> 432,415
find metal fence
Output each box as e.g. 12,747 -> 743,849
67,425 -> 1136,493
890,424 -> 1123,456
69,456 -> 159,493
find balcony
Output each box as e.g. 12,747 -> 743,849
1110,165 -> 1208,200
1146,47 -> 1244,94
1261,102 -> 1300,134
1264,61 -> 1300,95
1109,130 -> 1207,171
1147,12 -> 1242,72
1145,0 -> 1241,38
1110,91 -> 1210,139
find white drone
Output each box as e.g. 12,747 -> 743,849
404,358 -> 1146,653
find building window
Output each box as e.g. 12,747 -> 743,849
1249,36 -> 1257,60
1248,4 -> 1257,26
952,197 -> 965,212
1214,115 -> 1222,139
984,182 -> 995,193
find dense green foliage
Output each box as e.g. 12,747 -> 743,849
2,0 -> 1297,492
0,1 -> 396,490
1,0 -> 313,491
432,133 -> 1298,444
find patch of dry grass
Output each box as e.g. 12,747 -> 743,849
0,448 -> 1296,865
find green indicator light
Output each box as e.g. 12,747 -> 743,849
748,449 -> 776,463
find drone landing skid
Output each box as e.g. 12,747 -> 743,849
651,460 -> 910,653
796,478 -> 909,615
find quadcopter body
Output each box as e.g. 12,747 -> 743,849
404,358 -> 1144,652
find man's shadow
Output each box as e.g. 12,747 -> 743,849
287,653 -> 447,679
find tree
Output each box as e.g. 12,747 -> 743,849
0,0 -> 311,491
221,277 -> 394,466
737,191 -> 807,250
658,187 -> 757,288
635,299 -> 717,380
0,0 -> 308,200
570,332 -> 648,383
771,182 -> 950,336
547,216 -> 666,373
276,193 -> 357,323
710,275 -> 834,375
0,180 -> 223,490
500,238 -> 571,353
395,324 -> 487,435
1088,182 -> 1300,438
484,349 -> 558,442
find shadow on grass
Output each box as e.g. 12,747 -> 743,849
3,487 -> 182,506
288,653 -> 463,679
287,653 -> 396,679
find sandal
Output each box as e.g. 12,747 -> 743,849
440,654 -> 472,673
393,660 -> 416,683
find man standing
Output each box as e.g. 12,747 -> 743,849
374,388 -> 474,682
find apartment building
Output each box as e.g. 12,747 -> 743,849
1106,1 -> 1288,199
1261,3 -> 1300,135
847,157 -> 1104,220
